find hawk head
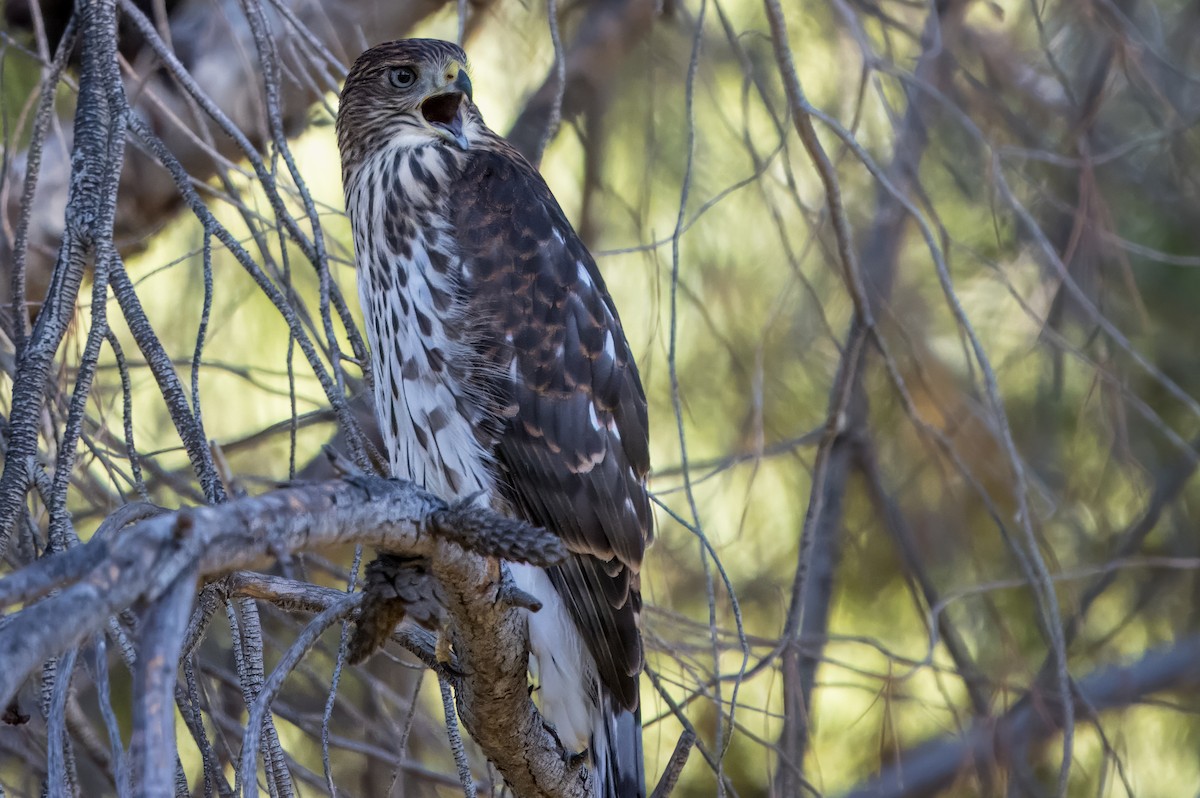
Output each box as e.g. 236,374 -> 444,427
337,39 -> 476,173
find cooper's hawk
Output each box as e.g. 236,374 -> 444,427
337,39 -> 651,797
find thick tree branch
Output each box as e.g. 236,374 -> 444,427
433,537 -> 591,798
842,636 -> 1200,798
0,476 -> 584,796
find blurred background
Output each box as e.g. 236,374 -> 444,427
3,0 -> 1200,795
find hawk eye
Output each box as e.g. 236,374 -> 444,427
388,66 -> 417,89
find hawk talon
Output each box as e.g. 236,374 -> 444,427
322,445 -> 364,477
539,719 -> 587,770
541,719 -> 567,752
344,473 -> 394,500
565,748 -> 589,770
434,659 -> 465,682
497,579 -> 542,612
267,539 -> 293,572
452,490 -> 488,510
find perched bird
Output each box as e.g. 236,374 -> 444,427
337,39 -> 652,797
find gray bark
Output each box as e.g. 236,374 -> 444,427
0,475 -> 587,797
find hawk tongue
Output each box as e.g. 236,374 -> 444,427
422,92 -> 469,150
441,112 -> 468,151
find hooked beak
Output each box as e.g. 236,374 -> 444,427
420,61 -> 472,150
454,69 -> 473,102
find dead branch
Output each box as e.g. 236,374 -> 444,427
0,475 -> 588,797
180,572 -> 461,792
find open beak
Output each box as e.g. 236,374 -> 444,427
420,61 -> 472,150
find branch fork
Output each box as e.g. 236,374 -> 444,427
0,475 -> 594,797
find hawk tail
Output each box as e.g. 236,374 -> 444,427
592,691 -> 644,798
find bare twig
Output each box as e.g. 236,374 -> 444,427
3,0 -> 453,307
439,676 -> 477,798
649,729 -> 696,798
0,476 -> 561,703
240,592 -> 358,798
